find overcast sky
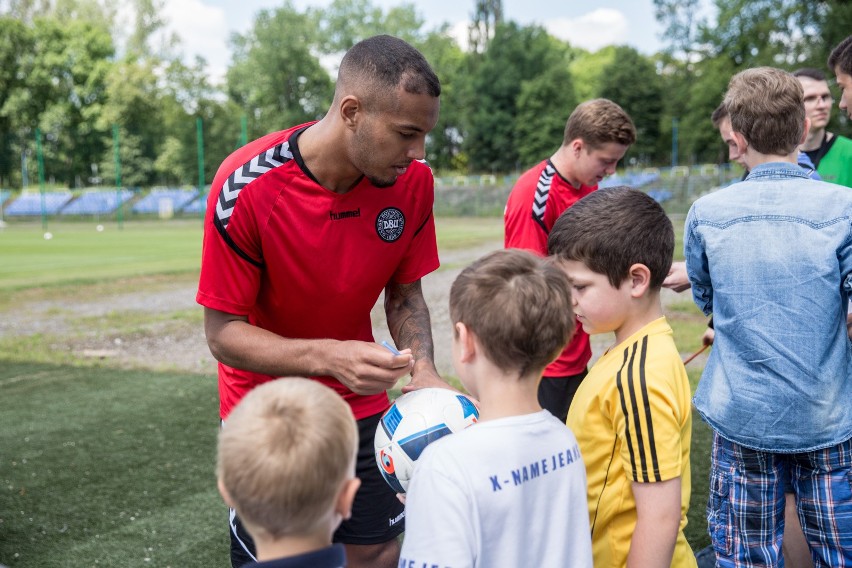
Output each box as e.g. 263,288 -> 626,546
149,0 -> 709,83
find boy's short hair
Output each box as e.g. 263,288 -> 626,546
710,102 -> 728,127
449,249 -> 575,377
828,35 -> 852,76
723,67 -> 804,155
792,67 -> 827,82
217,378 -> 357,540
563,99 -> 637,150
548,186 -> 674,289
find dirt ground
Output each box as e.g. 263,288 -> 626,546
0,238 -> 698,378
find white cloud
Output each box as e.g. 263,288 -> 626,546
447,20 -> 470,52
542,8 -> 629,52
159,0 -> 230,83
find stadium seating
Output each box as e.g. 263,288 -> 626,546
599,171 -> 662,189
180,195 -> 208,214
132,188 -> 200,214
59,189 -> 134,215
5,191 -> 74,216
646,189 -> 674,203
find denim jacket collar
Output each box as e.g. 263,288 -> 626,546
744,161 -> 811,181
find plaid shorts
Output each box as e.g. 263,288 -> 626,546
707,432 -> 852,568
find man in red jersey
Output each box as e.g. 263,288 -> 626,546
197,35 -> 448,568
504,99 -> 635,422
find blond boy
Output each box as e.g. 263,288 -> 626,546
549,187 -> 695,568
400,249 -> 593,568
217,378 -> 361,568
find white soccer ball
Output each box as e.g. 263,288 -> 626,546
96,224 -> 104,232
375,388 -> 478,493
43,232 -> 53,240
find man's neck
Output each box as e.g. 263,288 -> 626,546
802,126 -> 828,152
549,148 -> 583,189
743,149 -> 798,170
255,532 -> 333,562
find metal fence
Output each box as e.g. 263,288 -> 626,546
0,164 -> 743,223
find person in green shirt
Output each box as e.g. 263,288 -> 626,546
793,67 -> 852,188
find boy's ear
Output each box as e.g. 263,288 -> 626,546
335,477 -> 361,521
800,117 -> 811,146
570,137 -> 584,157
455,322 -> 477,363
217,478 -> 235,508
731,130 -> 749,157
627,263 -> 652,298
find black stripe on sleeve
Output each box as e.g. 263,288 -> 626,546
625,342 -> 650,482
638,336 -> 662,481
213,215 -> 264,268
616,346 -> 639,481
413,209 -> 433,238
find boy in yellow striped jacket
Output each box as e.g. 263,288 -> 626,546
548,187 -> 696,568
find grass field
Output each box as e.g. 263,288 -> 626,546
0,216 -> 711,566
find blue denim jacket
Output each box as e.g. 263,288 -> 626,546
685,162 -> 852,452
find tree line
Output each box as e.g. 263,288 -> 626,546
1,0 -> 850,190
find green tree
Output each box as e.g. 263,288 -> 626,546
598,46 -> 664,164
568,46 -> 617,103
417,28 -> 469,171
0,17 -> 32,185
469,0 -> 503,54
310,0 -> 425,52
514,65 -> 578,169
465,22 -> 568,173
227,4 -> 332,139
97,57 -> 162,187
6,16 -> 114,187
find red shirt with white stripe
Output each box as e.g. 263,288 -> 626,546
197,123 -> 439,420
504,159 -> 594,376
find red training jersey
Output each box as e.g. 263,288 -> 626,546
197,124 -> 440,420
504,159 -> 594,376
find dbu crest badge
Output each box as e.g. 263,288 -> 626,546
376,207 -> 405,242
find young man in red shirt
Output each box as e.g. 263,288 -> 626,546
197,35 -> 448,568
504,99 -> 635,422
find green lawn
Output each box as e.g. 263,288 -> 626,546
0,216 -> 713,565
0,361 -> 225,567
0,220 -> 204,292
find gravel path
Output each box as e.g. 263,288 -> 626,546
1,240 -> 703,377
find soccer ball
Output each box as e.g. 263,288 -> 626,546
374,388 -> 479,493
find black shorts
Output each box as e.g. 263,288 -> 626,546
228,410 -> 404,566
333,410 -> 405,544
538,369 -> 588,423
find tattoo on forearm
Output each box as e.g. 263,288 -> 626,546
385,281 -> 434,363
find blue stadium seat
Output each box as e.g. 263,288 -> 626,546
646,189 -> 673,203
132,188 -> 199,214
60,189 -> 133,215
5,191 -> 74,216
181,195 -> 208,214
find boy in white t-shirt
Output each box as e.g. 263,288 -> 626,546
400,249 -> 593,568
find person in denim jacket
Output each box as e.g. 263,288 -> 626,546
685,67 -> 852,568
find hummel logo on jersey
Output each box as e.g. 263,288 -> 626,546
329,208 -> 361,221
376,207 -> 405,242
